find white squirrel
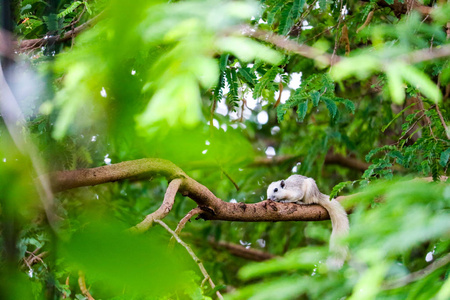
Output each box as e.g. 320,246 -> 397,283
267,175 -> 349,269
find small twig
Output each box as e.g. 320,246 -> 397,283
63,4 -> 87,30
210,98 -> 217,133
287,0 -> 318,37
78,271 -> 95,300
201,276 -> 209,288
397,103 -> 436,142
415,97 -> 436,140
26,251 -> 48,266
240,25 -> 335,65
132,179 -> 182,232
398,112 -> 426,141
330,0 -> 345,66
62,276 -> 71,299
221,169 -> 240,191
273,82 -> 283,108
357,10 -> 374,33
175,207 -> 203,236
18,13 -> 102,52
155,219 -> 224,300
383,253 -> 450,290
209,238 -> 276,261
23,256 -> 32,272
169,207 -> 204,247
435,105 -> 450,140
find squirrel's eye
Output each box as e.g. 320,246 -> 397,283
274,188 -> 278,193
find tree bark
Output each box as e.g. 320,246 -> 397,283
48,158 -> 339,222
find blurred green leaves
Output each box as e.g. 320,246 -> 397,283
332,57 -> 442,104
137,76 -> 203,128
61,218 -> 188,297
331,10 -> 446,104
216,37 -> 282,65
50,0 -> 283,139
238,247 -> 327,280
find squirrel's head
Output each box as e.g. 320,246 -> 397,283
267,179 -> 286,201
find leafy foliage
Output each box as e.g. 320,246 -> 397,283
277,73 -> 354,122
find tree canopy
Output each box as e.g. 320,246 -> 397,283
0,0 -> 449,299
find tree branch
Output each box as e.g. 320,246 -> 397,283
17,13 -> 102,52
49,158 -> 338,223
175,207 -> 204,236
239,25 -> 336,65
252,153 -> 371,172
435,105 -> 450,140
209,239 -> 276,262
169,207 -> 204,247
383,252 -> 450,290
132,178 -> 182,232
78,271 -> 95,300
48,158 -> 185,192
155,219 -> 224,300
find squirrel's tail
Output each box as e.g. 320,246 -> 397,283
318,195 -> 349,270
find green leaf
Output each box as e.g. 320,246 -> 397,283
338,98 -> 355,114
330,181 -> 354,199
439,148 -> 450,167
292,0 -> 306,18
189,55 -> 219,88
20,4 -> 32,13
297,99 -> 309,121
219,54 -> 229,72
253,67 -> 280,99
267,1 -> 284,25
310,91 -> 320,106
226,68 -> 240,107
239,248 -> 326,280
323,97 -> 338,118
331,55 -> 380,80
57,1 -> 82,19
137,76 -> 202,128
386,63 -> 406,104
319,0 -> 328,11
278,2 -> 294,35
237,68 -> 256,86
213,71 -> 225,101
44,13 -> 58,31
365,145 -> 395,162
400,64 -> 442,103
216,37 -> 283,65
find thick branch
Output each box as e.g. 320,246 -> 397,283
50,158 -> 336,223
48,158 -> 185,192
241,21 -> 450,68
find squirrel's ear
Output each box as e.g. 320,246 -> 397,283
280,180 -> 285,188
